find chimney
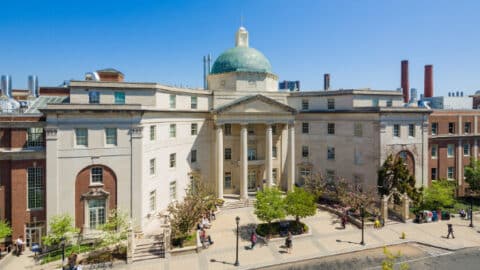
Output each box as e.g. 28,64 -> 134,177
324,73 -> 330,91
401,60 -> 409,103
424,65 -> 433,98
28,75 -> 39,98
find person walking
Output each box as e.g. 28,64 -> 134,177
250,231 -> 257,250
446,224 -> 455,239
285,232 -> 292,254
15,236 -> 23,256
341,214 -> 347,229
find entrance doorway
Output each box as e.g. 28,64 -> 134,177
248,170 -> 257,191
25,226 -> 43,247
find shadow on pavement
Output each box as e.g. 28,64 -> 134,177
210,258 -> 235,266
336,239 -> 363,245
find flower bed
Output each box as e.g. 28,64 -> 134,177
171,231 -> 197,249
255,220 -> 308,238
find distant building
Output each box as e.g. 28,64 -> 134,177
422,94 -> 472,110
279,80 -> 300,91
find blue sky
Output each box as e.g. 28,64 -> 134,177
1,0 -> 479,96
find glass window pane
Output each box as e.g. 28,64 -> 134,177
114,92 -> 125,104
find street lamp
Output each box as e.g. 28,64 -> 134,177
234,216 -> 240,267
360,206 -> 365,245
470,194 -> 474,228
61,236 -> 66,268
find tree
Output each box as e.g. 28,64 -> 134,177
285,187 -> 317,222
339,183 -> 379,214
0,220 -> 12,240
254,187 -> 286,232
42,214 -> 79,247
100,209 -> 130,249
465,160 -> 480,194
382,246 -> 409,270
421,180 -> 455,210
303,172 -> 326,200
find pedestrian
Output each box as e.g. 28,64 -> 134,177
446,223 -> 455,239
374,216 -> 381,229
250,231 -> 257,250
15,236 -> 23,256
341,215 -> 347,229
285,232 -> 292,254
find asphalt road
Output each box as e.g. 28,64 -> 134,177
406,247 -> 480,270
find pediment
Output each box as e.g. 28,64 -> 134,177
214,94 -> 296,114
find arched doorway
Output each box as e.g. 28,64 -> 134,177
396,150 -> 415,176
75,165 -> 117,231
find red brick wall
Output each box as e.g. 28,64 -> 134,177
0,129 -> 10,147
10,129 -> 27,148
75,165 -> 117,229
0,160 -> 12,224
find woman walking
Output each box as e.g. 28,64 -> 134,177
285,232 -> 292,254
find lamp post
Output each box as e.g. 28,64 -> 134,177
61,236 -> 66,268
360,206 -> 365,245
234,216 -> 240,267
470,194 -> 474,228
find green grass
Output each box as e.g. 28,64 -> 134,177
171,231 -> 197,248
256,220 -> 308,237
42,244 -> 95,264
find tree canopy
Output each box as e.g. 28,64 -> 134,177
421,179 -> 455,210
465,160 -> 480,194
42,214 -> 79,247
254,187 -> 286,225
0,220 -> 12,239
285,187 -> 317,222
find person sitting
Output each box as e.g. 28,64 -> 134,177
459,209 -> 466,218
201,216 -> 211,229
200,229 -> 213,248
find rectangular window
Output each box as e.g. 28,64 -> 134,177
327,123 -> 335,135
431,168 -> 437,180
224,172 -> 232,189
327,146 -> 335,160
27,167 -> 43,209
88,199 -> 106,229
272,168 -> 277,181
464,122 -> 472,134
327,98 -> 335,110
224,124 -> 232,136
105,128 -> 117,145
75,128 -> 88,146
248,124 -> 255,135
354,123 -> 363,137
169,124 -> 176,138
114,92 -> 125,104
447,167 -> 455,180
326,170 -> 335,181
191,96 -> 198,109
302,122 -> 309,134
27,127 -> 44,147
170,153 -> 176,168
386,100 -> 393,107
447,144 -> 455,157
88,91 -> 100,104
91,167 -> 103,184
431,145 -> 438,159
149,159 -> 156,175
408,124 -> 415,137
169,181 -> 177,201
169,94 -> 176,109
431,123 -> 438,135
224,148 -> 232,160
299,167 -> 311,184
393,124 -> 400,138
150,125 -> 156,141
191,123 -> 198,135
464,143 -> 470,156
302,145 -> 309,158
302,99 -> 309,110
149,190 -> 156,212
248,148 -> 257,161
448,122 -> 455,134
272,146 -> 277,158
191,150 -> 197,163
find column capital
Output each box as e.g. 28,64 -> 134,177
240,122 -> 248,128
215,123 -> 224,130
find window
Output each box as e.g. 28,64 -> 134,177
224,124 -> 232,136
169,124 -> 176,138
88,91 -> 100,104
27,127 -> 44,147
431,123 -> 438,135
431,168 -> 438,180
27,167 -> 43,209
302,145 -> 309,158
464,122 -> 472,134
448,122 -> 455,134
191,150 -> 197,163
169,94 -> 176,109
301,99 -> 309,110
149,159 -> 155,175
149,190 -> 156,212
373,98 -> 379,107
169,153 -> 176,168
327,146 -> 335,160
169,181 -> 177,201
302,122 -> 309,134
248,124 -> 255,135
75,128 -> 88,146
326,170 -> 335,181
105,128 -> 117,145
225,148 -> 232,160
393,124 -> 400,138
224,172 -> 232,189
272,146 -> 277,158
354,123 -> 363,137
327,123 -> 335,135
114,92 -> 125,104
299,168 -> 311,184
447,144 -> 455,158
150,125 -> 156,141
272,168 -> 277,181
408,124 -> 415,137
91,167 -> 103,184
447,167 -> 455,180
464,143 -> 470,156
88,199 -> 106,229
431,145 -> 438,159
386,100 -> 393,107
248,149 -> 257,160
271,124 -> 277,135
327,98 -> 335,110
191,96 -> 198,109
191,123 -> 198,135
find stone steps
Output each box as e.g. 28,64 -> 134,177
221,199 -> 256,210
132,235 -> 166,263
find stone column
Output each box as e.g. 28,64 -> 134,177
265,124 -> 273,187
287,122 -> 295,192
45,127 -> 59,231
216,125 -> 224,199
240,124 -> 248,199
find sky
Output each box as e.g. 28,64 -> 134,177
1,0 -> 480,96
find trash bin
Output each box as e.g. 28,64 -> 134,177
442,211 -> 450,220
432,211 -> 438,222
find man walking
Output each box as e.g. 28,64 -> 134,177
446,224 -> 455,239
250,231 -> 257,250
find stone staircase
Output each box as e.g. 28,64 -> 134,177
221,199 -> 256,210
132,234 -> 166,263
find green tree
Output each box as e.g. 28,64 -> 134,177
254,187 -> 286,233
0,220 -> 12,239
285,187 -> 317,222
382,246 -> 409,270
465,160 -> 480,194
421,179 -> 455,210
42,214 -> 79,247
100,209 -> 130,249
